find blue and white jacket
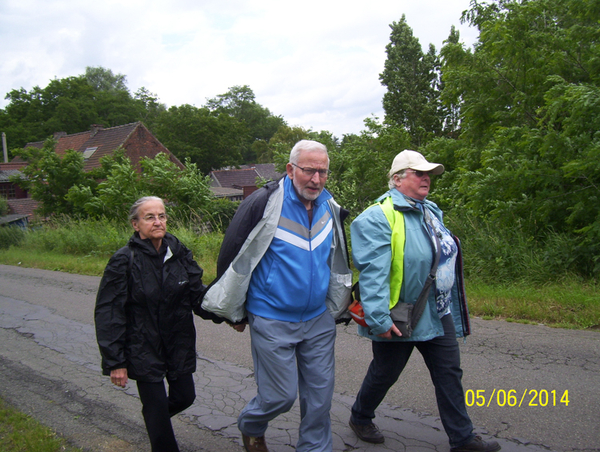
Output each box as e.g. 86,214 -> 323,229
202,177 -> 352,323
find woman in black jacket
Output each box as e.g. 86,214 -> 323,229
95,196 -> 205,452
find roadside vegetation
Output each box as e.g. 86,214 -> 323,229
0,216 -> 598,330
0,397 -> 81,452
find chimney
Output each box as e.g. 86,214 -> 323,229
2,132 -> 7,163
90,124 -> 104,137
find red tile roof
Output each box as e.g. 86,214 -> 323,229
23,122 -> 183,172
7,198 -> 38,217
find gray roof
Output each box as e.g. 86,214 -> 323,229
0,169 -> 23,182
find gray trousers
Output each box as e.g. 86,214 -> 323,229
238,310 -> 336,452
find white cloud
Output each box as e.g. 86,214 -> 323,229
0,0 -> 478,138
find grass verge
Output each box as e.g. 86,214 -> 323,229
0,397 -> 81,452
467,279 -> 600,330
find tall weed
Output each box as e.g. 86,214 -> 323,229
445,211 -> 592,284
0,226 -> 27,249
22,216 -> 130,257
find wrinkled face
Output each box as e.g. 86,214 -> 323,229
286,149 -> 329,208
131,199 -> 167,242
395,169 -> 431,201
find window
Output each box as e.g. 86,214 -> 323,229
82,147 -> 98,160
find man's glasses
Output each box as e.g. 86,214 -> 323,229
406,169 -> 430,178
142,214 -> 168,223
292,163 -> 331,178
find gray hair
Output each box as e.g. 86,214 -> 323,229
388,169 -> 408,189
289,140 -> 329,165
128,196 -> 164,221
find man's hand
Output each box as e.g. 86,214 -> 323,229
229,321 -> 248,332
110,368 -> 128,388
377,324 -> 402,340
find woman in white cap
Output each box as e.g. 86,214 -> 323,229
347,150 -> 500,452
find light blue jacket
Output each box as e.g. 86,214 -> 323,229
351,188 -> 470,342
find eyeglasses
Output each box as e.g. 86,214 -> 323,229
141,214 -> 168,223
406,169 -> 430,178
292,163 -> 331,178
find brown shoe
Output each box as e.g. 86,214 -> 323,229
451,436 -> 501,452
242,434 -> 269,452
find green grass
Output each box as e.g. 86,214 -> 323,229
466,279 -> 600,330
0,397 -> 82,452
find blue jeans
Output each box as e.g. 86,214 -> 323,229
350,314 -> 475,448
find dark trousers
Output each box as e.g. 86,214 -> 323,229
350,314 -> 474,448
137,373 -> 196,452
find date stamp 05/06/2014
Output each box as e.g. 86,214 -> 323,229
465,389 -> 570,408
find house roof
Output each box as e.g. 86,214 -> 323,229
210,164 -> 284,189
210,187 -> 244,198
6,198 -> 38,216
211,168 -> 262,189
22,122 -> 182,172
0,169 -> 23,182
0,214 -> 29,226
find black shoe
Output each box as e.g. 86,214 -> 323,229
451,436 -> 501,452
349,418 -> 385,444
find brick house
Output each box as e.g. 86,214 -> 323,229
1,122 -> 183,219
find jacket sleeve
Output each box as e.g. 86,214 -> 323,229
215,180 -> 280,277
183,246 -> 224,322
350,206 -> 395,336
94,250 -> 130,373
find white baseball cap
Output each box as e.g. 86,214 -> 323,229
388,150 -> 445,177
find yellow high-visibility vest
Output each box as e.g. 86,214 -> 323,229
377,196 -> 406,309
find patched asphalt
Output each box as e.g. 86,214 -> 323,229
0,264 -> 598,452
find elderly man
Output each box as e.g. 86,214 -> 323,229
202,140 -> 352,452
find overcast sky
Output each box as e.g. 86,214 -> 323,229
0,0 -> 479,138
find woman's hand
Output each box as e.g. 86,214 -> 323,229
377,324 -> 402,339
110,368 -> 128,388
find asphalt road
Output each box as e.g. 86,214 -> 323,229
0,264 -> 598,451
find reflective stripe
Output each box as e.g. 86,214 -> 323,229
378,197 -> 405,309
274,212 -> 333,251
278,217 -> 309,238
311,218 -> 333,250
311,211 -> 332,237
274,227 -> 310,250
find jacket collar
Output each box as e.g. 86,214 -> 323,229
283,175 -> 332,208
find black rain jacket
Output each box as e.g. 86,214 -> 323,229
95,232 -> 205,382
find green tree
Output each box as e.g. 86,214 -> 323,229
206,85 -> 286,163
67,151 -> 213,222
380,15 -> 444,148
152,104 -> 245,174
84,66 -> 128,92
327,118 -> 412,217
434,0 -> 600,274
11,139 -> 94,216
0,67 -> 157,149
